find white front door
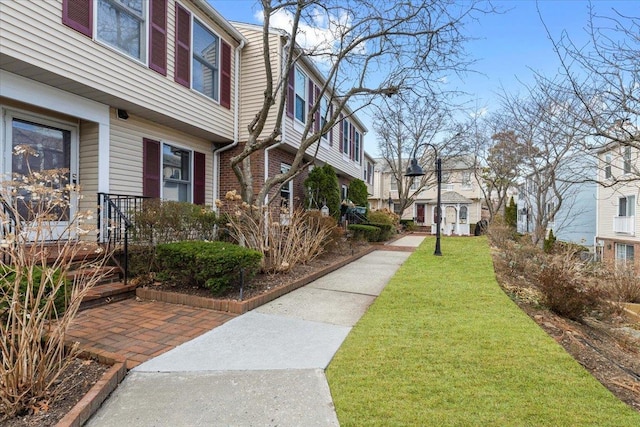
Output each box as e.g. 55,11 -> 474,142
3,110 -> 79,241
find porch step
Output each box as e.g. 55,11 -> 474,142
67,266 -> 122,287
79,281 -> 138,311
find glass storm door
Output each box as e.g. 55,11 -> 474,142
5,113 -> 78,240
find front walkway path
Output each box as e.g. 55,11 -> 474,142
85,235 -> 424,426
67,299 -> 236,368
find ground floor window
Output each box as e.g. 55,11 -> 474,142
162,144 -> 191,202
615,243 -> 635,265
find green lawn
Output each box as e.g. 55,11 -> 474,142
327,236 -> 640,426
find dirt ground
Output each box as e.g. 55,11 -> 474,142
517,302 -> 640,412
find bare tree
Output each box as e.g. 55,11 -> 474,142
501,77 -> 592,246
471,122 -> 526,222
231,0 -> 491,206
544,4 -> 640,158
373,93 -> 454,216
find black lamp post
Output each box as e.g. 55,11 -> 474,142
405,146 -> 442,256
387,195 -> 393,210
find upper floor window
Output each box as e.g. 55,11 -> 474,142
192,19 -> 219,100
462,172 -> 472,187
623,146 -> 632,174
320,97 -> 329,141
605,153 -> 612,179
366,162 -> 373,185
342,121 -> 350,155
97,0 -> 146,61
295,68 -> 307,123
354,131 -> 361,163
390,175 -> 397,191
619,195 -> 636,217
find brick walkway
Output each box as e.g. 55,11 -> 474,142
67,298 -> 236,369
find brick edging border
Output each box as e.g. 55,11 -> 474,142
136,246 -> 377,314
55,351 -> 127,427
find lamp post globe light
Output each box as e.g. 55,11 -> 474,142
404,146 -> 442,256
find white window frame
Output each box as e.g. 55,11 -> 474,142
161,142 -> 193,203
615,243 -> 635,265
623,146 -> 632,175
619,195 -> 636,217
342,120 -> 350,157
320,96 -> 329,144
294,68 -> 307,124
95,0 -> 147,63
605,153 -> 612,179
280,163 -> 292,213
354,130 -> 361,164
192,17 -> 220,102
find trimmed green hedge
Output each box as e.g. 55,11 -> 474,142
367,222 -> 395,241
348,224 -> 381,242
156,241 -> 263,295
1,266 -> 69,317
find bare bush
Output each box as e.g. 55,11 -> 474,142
536,250 -> 609,321
0,152 -> 111,420
218,191 -> 337,274
599,267 -> 640,304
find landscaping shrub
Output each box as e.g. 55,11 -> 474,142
1,162 -> 112,421
304,164 -> 341,218
347,179 -> 369,208
0,266 -> 68,317
400,219 -> 417,232
367,222 -> 395,241
536,250 -> 608,321
544,228 -> 557,253
348,224 -> 381,242
131,199 -> 218,245
156,241 -> 262,295
601,267 -> 640,304
218,191 -> 337,273
367,209 -> 399,227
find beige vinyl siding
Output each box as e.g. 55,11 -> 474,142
597,148 -> 640,240
108,109 -> 214,206
236,24 -> 280,142
78,120 -> 99,205
0,0 -> 237,141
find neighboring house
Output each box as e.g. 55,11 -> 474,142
516,154 -> 597,246
370,156 -> 485,235
218,22 -> 367,213
595,143 -> 639,269
1,0 -> 245,240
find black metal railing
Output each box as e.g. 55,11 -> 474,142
97,193 -> 149,285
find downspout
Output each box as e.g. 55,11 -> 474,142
264,34 -> 291,206
213,38 -> 245,209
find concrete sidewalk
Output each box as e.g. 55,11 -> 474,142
86,236 -> 423,426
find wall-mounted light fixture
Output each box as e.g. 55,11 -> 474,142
117,109 -> 129,120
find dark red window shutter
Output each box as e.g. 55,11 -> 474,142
220,41 -> 232,109
308,80 -> 314,128
350,125 -> 355,160
329,105 -> 334,146
174,3 -> 191,88
286,67 -> 294,118
314,86 -> 321,133
149,0 -> 167,75
193,151 -> 206,205
62,0 -> 92,37
143,139 -> 161,198
339,114 -> 344,153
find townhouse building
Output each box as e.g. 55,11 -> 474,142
596,143 -> 639,268
0,0 -> 367,240
219,22 -> 367,213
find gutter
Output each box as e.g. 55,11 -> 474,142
213,38 -> 245,207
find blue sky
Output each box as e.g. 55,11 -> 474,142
208,0 -> 637,152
